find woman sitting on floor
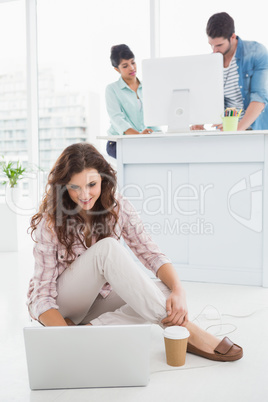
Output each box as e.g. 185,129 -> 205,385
27,142 -> 243,362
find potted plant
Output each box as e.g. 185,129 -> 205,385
0,158 -> 26,187
0,157 -> 27,252
0,157 -> 26,203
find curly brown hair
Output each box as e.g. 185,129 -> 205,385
30,142 -> 119,263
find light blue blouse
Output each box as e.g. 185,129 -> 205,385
105,76 -> 155,135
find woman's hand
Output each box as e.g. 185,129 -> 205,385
157,263 -> 188,326
161,288 -> 188,327
65,318 -> 75,326
141,128 -> 153,134
124,128 -> 153,135
39,309 -> 69,326
190,125 -> 205,131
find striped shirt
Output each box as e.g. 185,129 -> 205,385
224,55 -> 244,119
27,193 -> 171,321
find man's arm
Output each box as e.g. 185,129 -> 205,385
238,101 -> 265,130
239,42 -> 268,130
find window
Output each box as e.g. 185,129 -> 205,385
159,0 -> 268,57
36,0 -> 150,171
0,0 -> 27,196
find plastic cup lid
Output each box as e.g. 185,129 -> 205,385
163,326 -> 190,340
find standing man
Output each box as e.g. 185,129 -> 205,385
206,12 -> 268,130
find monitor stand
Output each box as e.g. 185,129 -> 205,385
167,89 -> 190,133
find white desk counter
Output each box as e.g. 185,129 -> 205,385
98,131 -> 268,287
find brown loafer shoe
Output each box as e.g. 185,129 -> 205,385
187,336 -> 243,362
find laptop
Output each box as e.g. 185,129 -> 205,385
23,324 -> 151,390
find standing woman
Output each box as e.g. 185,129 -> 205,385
27,142 -> 243,363
105,44 -> 157,158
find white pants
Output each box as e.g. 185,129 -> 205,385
56,238 -> 171,326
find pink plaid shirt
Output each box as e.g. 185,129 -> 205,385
27,194 -> 171,320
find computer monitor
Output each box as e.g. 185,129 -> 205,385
142,53 -> 224,132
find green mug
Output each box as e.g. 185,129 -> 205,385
222,116 -> 239,131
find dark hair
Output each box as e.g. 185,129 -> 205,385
110,44 -> 135,68
30,142 -> 119,263
206,12 -> 235,40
